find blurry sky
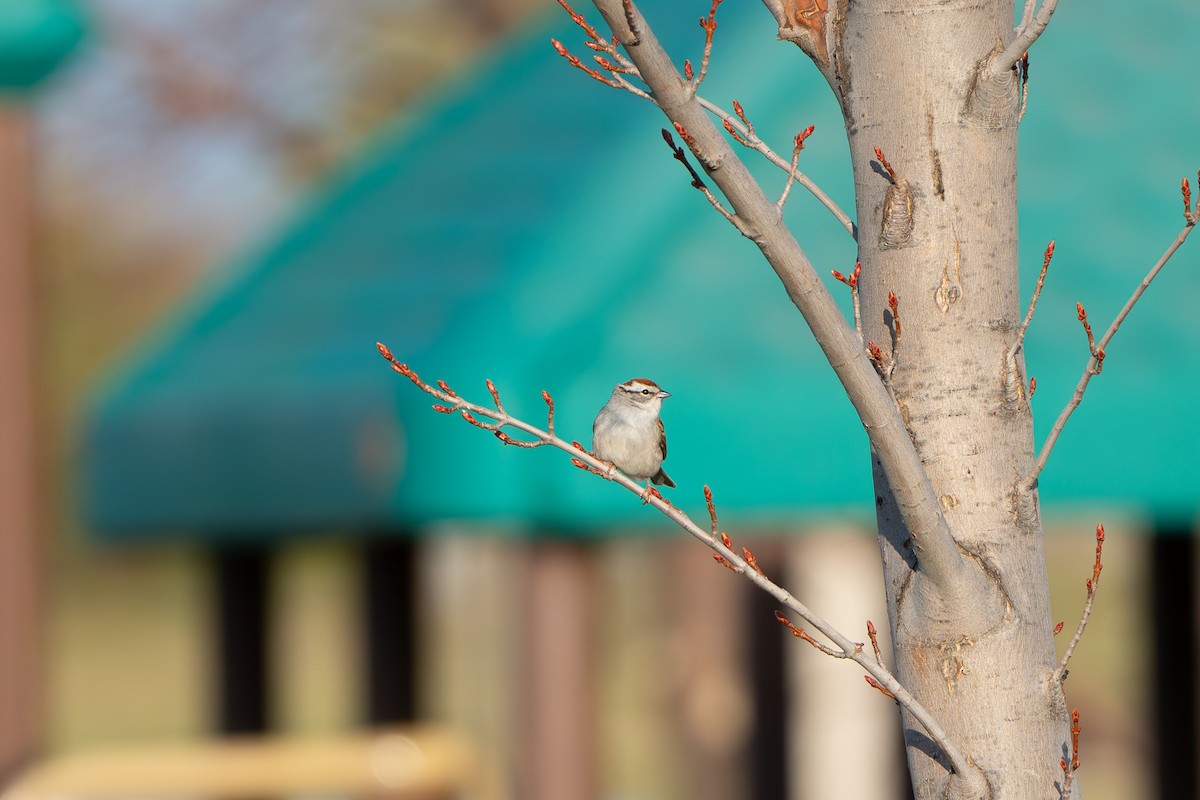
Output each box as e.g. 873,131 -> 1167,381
39,0 -> 542,273
33,0 -> 543,488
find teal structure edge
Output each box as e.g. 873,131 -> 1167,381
81,0 -> 1200,541
0,0 -> 85,93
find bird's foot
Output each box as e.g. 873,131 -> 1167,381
640,484 -> 663,504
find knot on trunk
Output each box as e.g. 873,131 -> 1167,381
963,41 -> 1021,129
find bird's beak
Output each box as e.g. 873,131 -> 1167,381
658,390 -> 671,398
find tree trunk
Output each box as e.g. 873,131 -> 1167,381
829,4 -> 1069,797
586,0 -> 1075,797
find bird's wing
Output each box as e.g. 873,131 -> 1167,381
657,417 -> 667,460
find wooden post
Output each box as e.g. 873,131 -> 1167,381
0,108 -> 42,781
519,542 -> 597,800
214,546 -> 271,734
364,537 -> 417,724
1152,526 -> 1196,800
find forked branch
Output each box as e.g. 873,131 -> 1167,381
709,98 -> 855,237
377,344 -> 974,780
573,0 -> 989,614
1026,205 -> 1198,490
993,0 -> 1059,76
553,0 -> 856,238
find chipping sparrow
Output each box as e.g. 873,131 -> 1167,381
591,377 -> 676,491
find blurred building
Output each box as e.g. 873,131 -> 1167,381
5,1 -> 1198,799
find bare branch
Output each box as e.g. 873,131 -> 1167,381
699,97 -> 856,238
378,346 -> 974,778
866,620 -> 885,668
552,38 -> 651,99
1005,240 -> 1055,407
993,0 -> 1058,76
553,0 -> 856,239
1027,218 -> 1197,489
1012,240 -> 1055,359
886,290 -> 901,382
776,126 -> 815,212
865,675 -> 897,701
775,610 -> 852,659
661,127 -> 745,231
1053,523 -> 1106,684
1184,173 -> 1199,224
690,0 -> 723,89
1018,0 -> 1037,31
831,261 -> 863,344
873,145 -> 897,183
1058,709 -> 1082,797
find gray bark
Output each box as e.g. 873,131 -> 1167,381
587,0 -> 1075,797
831,5 -> 1069,798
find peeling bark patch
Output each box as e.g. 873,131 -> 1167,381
831,0 -> 850,99
939,494 -> 959,511
775,0 -> 829,65
941,638 -> 975,697
879,179 -> 915,249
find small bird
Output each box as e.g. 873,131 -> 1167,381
592,377 -> 676,494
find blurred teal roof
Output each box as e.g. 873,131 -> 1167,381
82,0 -> 1200,541
0,0 -> 85,92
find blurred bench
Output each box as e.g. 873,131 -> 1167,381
6,726 -> 495,799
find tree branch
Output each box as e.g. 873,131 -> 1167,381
700,96 -> 857,238
553,0 -> 857,239
1052,523 -> 1105,685
376,344 -> 976,780
992,0 -> 1058,77
1058,708 -> 1081,797
1026,218 -> 1197,490
580,0 -> 988,609
1005,240 -> 1054,408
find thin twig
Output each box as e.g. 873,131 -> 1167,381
553,0 -> 855,240
378,347 -> 971,777
873,146 -> 897,183
866,620 -> 885,667
698,97 -> 856,239
1184,172 -> 1199,224
886,291 -> 901,382
865,675 -> 897,700
776,610 -> 854,659
776,126 -> 815,212
1026,220 -> 1197,489
1006,240 -> 1055,407
1053,524 -> 1105,684
831,262 -> 863,344
661,127 -> 744,231
994,0 -> 1058,76
1018,0 -> 1037,31
552,39 -> 651,99
1011,240 -> 1055,360
691,0 -> 722,89
1059,708 -> 1081,797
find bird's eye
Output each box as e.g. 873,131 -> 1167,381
642,389 -> 651,395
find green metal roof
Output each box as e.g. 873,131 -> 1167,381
0,0 -> 85,93
82,0 -> 1200,541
